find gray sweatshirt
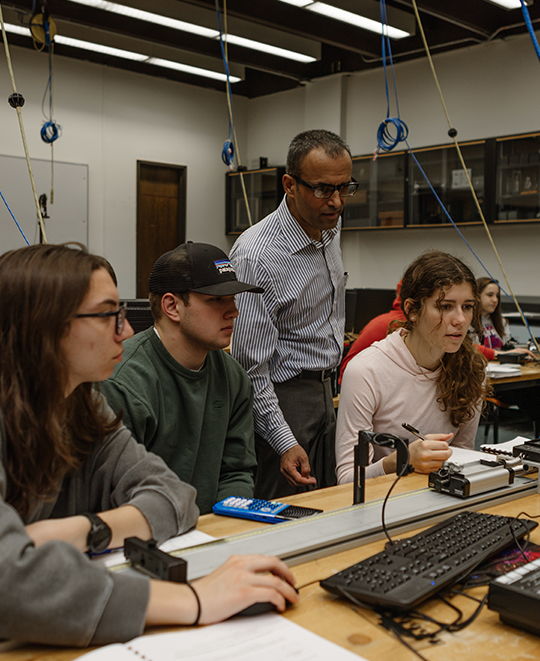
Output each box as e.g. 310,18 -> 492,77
0,403 -> 199,647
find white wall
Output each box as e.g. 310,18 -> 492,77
246,32 -> 540,295
0,46 -> 246,297
2,31 -> 540,297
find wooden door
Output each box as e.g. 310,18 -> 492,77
137,161 -> 186,298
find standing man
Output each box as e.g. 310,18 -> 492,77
230,129 -> 357,498
100,242 -> 262,514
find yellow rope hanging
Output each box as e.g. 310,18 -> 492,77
0,2 -> 48,243
410,0 -> 538,352
222,0 -> 252,226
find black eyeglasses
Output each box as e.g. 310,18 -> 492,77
292,175 -> 359,199
76,302 -> 127,335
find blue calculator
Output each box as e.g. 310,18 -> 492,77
212,496 -> 323,524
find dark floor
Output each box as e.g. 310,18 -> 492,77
475,413 -> 535,450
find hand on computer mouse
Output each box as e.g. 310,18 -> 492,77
190,554 -> 299,625
234,588 -> 298,617
234,583 -> 299,617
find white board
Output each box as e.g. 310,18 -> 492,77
0,154 -> 88,252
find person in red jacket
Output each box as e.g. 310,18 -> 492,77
339,280 -> 514,385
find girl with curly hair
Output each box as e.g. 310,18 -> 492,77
336,250 -> 487,483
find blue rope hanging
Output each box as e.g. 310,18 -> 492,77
376,0 -> 409,154
521,0 -> 540,63
215,0 -> 236,168
40,16 -> 62,144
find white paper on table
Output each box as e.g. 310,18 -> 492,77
486,364 -> 522,378
448,446 -> 492,465
78,613 -> 364,661
96,529 -> 215,568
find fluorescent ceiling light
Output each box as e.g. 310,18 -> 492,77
484,0 -> 522,8
2,23 -> 30,37
146,57 -> 240,82
56,35 -> 148,60
276,0 -> 410,39
223,34 -> 316,63
3,23 -> 240,81
67,0 -> 317,62
4,23 -> 147,59
307,2 -> 410,39
67,0 -> 219,38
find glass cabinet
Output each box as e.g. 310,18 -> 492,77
407,141 -> 485,226
495,133 -> 540,223
343,152 -> 407,229
224,132 -> 540,235
226,167 -> 285,234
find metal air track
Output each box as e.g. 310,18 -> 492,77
177,477 -> 538,580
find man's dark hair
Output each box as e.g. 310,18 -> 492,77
148,244 -> 192,321
149,290 -> 190,322
286,129 -> 352,178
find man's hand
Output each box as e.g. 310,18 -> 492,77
280,445 -> 317,487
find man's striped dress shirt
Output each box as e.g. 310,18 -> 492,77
230,196 -> 345,456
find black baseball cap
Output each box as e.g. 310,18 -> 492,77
148,242 -> 264,296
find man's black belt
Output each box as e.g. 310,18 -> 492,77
297,368 -> 335,382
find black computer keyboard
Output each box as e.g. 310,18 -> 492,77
320,511 -> 537,612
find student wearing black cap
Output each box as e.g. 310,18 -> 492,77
100,242 -> 262,514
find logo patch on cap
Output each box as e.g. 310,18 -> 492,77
214,259 -> 236,275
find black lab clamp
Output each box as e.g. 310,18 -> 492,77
124,537 -> 187,583
353,431 -> 412,504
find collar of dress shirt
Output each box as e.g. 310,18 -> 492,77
277,195 -> 340,254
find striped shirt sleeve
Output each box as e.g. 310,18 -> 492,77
231,254 -> 299,455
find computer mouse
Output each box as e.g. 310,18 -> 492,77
234,588 -> 298,617
234,602 -> 281,617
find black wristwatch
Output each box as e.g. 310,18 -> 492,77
83,513 -> 112,554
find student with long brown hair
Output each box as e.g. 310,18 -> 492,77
474,277 -> 534,359
0,244 -> 297,647
476,277 -> 513,350
336,250 -> 487,483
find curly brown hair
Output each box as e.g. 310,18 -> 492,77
0,244 -> 122,518
398,251 -> 488,428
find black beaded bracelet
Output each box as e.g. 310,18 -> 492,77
186,582 -> 201,626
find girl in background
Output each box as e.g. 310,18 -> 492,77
476,277 -> 513,351
475,277 -> 535,359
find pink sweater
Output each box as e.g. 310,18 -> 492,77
336,329 -> 480,483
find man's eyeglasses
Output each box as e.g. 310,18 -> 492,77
292,175 -> 359,199
76,301 -> 127,335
